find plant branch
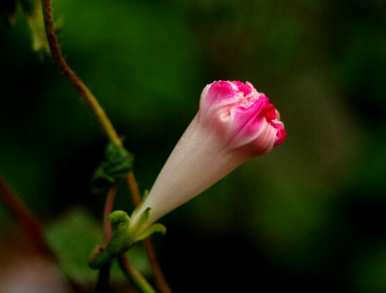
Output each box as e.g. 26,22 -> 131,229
127,172 -> 142,206
127,172 -> 172,293
41,0 -> 122,147
118,256 -> 156,293
95,185 -> 118,292
103,185 -> 118,243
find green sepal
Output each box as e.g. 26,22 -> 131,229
91,143 -> 134,193
129,207 -> 151,235
128,207 -> 166,241
89,209 -> 166,270
135,223 -> 167,242
142,190 -> 150,201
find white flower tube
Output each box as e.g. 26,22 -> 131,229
131,80 -> 287,226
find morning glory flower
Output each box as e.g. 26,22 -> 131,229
131,80 -> 287,227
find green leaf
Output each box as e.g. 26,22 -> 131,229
91,143 -> 134,193
46,209 -> 103,282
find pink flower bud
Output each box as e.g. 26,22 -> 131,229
132,81 -> 286,225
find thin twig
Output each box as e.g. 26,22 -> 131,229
127,172 -> 142,206
118,256 -> 156,293
127,172 -> 172,293
41,1 -> 171,291
103,185 -> 118,243
95,185 -> 118,292
41,0 -> 122,147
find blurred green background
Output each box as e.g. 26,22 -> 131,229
1,0 -> 386,292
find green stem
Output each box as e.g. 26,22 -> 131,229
118,256 -> 156,293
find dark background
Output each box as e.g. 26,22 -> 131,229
1,0 -> 386,292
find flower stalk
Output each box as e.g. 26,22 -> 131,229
89,210 -> 166,269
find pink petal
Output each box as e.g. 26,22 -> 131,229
272,120 -> 287,145
232,81 -> 254,96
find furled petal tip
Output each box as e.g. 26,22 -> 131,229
131,80 -> 286,226
199,80 -> 287,155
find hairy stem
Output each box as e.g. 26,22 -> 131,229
41,0 -> 121,147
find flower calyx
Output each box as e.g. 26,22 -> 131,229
88,209 -> 166,269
